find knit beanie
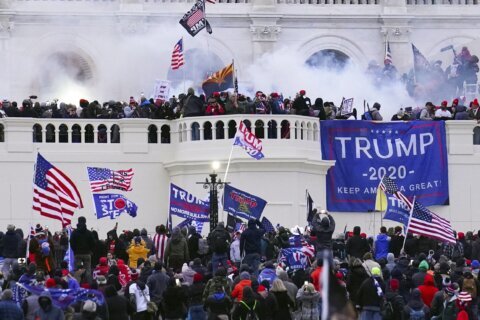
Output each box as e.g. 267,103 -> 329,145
419,260 -> 429,271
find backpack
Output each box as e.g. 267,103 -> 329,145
197,238 -> 210,255
463,277 -> 477,298
240,300 -> 259,320
210,231 -> 229,254
381,299 -> 394,320
408,307 -> 425,320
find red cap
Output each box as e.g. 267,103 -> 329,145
299,90 -> 306,95
458,232 -> 465,240
45,278 -> 57,288
61,269 -> 69,277
473,99 -> 479,106
271,92 -> 279,98
441,100 -> 448,106
360,232 -> 367,239
389,279 -> 399,291
466,259 -> 472,266
257,285 -> 266,292
335,271 -> 344,280
213,92 -> 220,98
453,99 -> 459,105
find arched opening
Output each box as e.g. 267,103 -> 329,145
255,120 -> 264,139
294,121 -> 300,139
161,125 -> 171,144
72,124 -> 81,143
167,49 -> 224,93
216,121 -> 225,140
243,120 -> 252,132
85,124 -> 94,143
313,123 -> 319,141
59,124 -> 68,143
268,120 -> 278,139
0,124 -> 4,142
306,49 -> 350,71
33,51 -> 94,100
228,120 -> 237,139
46,124 -> 55,143
281,120 -> 290,139
111,124 -> 120,143
33,124 -> 43,143
203,121 -> 212,141
474,127 -> 480,145
191,122 -> 200,141
148,125 -> 158,144
307,122 -> 313,141
300,121 -> 306,140
98,124 -> 107,143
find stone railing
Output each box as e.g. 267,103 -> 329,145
406,0 -> 478,4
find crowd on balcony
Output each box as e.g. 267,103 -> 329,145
1,212 -> 480,319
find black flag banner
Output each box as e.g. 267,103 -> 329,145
179,0 -> 212,37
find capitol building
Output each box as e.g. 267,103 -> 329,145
1,0 -> 480,236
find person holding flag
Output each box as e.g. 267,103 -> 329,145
311,210 -> 335,258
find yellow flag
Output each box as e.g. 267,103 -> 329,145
375,187 -> 387,211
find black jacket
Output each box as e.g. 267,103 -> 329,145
390,234 -> 405,258
70,223 -> 95,255
346,235 -> 369,259
183,94 -> 204,117
311,214 -> 335,251
3,230 -> 20,258
240,220 -> 265,256
106,294 -> 129,320
357,276 -> 386,309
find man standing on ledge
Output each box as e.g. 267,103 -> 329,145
312,210 -> 336,260
70,216 -> 95,275
240,219 -> 265,276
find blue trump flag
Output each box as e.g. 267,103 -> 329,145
169,183 -> 209,222
320,121 -> 449,212
383,193 -> 411,226
93,194 -> 137,220
279,247 -> 310,270
223,184 -> 267,220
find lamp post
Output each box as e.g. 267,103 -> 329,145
197,161 -> 227,232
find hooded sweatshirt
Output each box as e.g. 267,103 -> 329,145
386,253 -> 396,272
165,227 -> 189,261
404,288 -> 429,319
418,274 -> 438,307
33,291 -> 64,320
70,222 -> 95,255
374,233 -> 390,260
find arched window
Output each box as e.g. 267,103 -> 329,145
294,121 -> 300,140
111,124 -> 120,143
313,123 -> 319,141
243,120 -> 252,131
0,124 -> 4,143
98,125 -> 107,143
191,122 -> 200,141
228,120 -> 237,139
85,124 -> 94,143
203,121 -> 212,141
46,124 -> 55,143
268,120 -> 277,139
281,120 -> 290,139
255,120 -> 265,139
300,122 -> 306,140
59,124 -> 68,143
72,124 -> 81,143
306,49 -> 350,71
33,124 -> 42,143
148,125 -> 158,144
161,125 -> 171,144
307,122 -> 313,141
216,121 -> 225,140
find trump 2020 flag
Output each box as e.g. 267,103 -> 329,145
93,194 -> 137,220
233,121 -> 265,160
169,183 -> 210,222
279,247 -> 310,270
223,184 -> 267,220
383,194 -> 411,226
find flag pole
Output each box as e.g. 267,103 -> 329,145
221,144 -> 235,223
401,196 -> 415,253
28,147 -> 40,261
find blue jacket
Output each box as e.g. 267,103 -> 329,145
374,234 -> 390,260
3,230 -> 20,258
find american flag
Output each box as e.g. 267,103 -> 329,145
407,199 -> 456,244
384,41 -> 392,64
261,217 -> 275,233
33,154 -> 83,228
289,234 -> 315,259
87,167 -> 134,192
379,175 -> 412,209
235,222 -> 246,233
412,44 -> 430,71
187,8 -> 205,28
171,38 -> 184,70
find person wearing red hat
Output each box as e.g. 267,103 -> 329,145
434,100 -> 452,120
468,98 -> 480,120
270,93 -> 286,115
383,279 -> 405,320
292,90 -> 311,116
187,273 -> 206,320
418,274 -> 438,307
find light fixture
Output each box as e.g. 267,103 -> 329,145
211,161 -> 220,171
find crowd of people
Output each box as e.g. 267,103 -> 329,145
0,210 -> 478,320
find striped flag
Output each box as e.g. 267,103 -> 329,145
379,175 -> 412,209
261,217 -> 275,233
384,41 -> 392,64
63,226 -> 75,272
87,167 -> 134,192
407,199 -> 456,244
171,38 -> 184,70
33,154 -> 83,228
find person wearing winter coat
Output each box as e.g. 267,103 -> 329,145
278,270 -> 298,302
389,227 -> 405,258
311,210 -> 336,255
187,273 -> 206,320
146,262 -> 170,308
203,267 -> 231,302
347,258 -> 369,306
403,288 -> 429,319
127,236 -> 150,269
275,227 -> 291,249
163,278 -> 188,320
384,279 -> 405,320
296,283 -> 320,320
208,222 -> 231,275
374,226 -> 390,260
362,252 -> 382,278
29,227 -> 56,275
240,219 -> 265,277
93,257 -> 109,279
0,289 -> 24,320
70,217 -> 95,275
232,286 -> 261,320
106,227 -> 128,262
33,291 -> 64,320
187,226 -> 202,261
105,285 -> 130,320
230,232 -> 242,267
165,227 -> 189,272
129,279 -> 151,319
271,279 -> 295,320
346,226 -> 370,259
386,253 -> 396,273
412,260 -> 429,288
232,272 -> 253,302
2,225 -> 20,280
204,283 -> 232,320
356,267 -> 385,319
140,229 -> 153,252
418,273 -> 438,307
